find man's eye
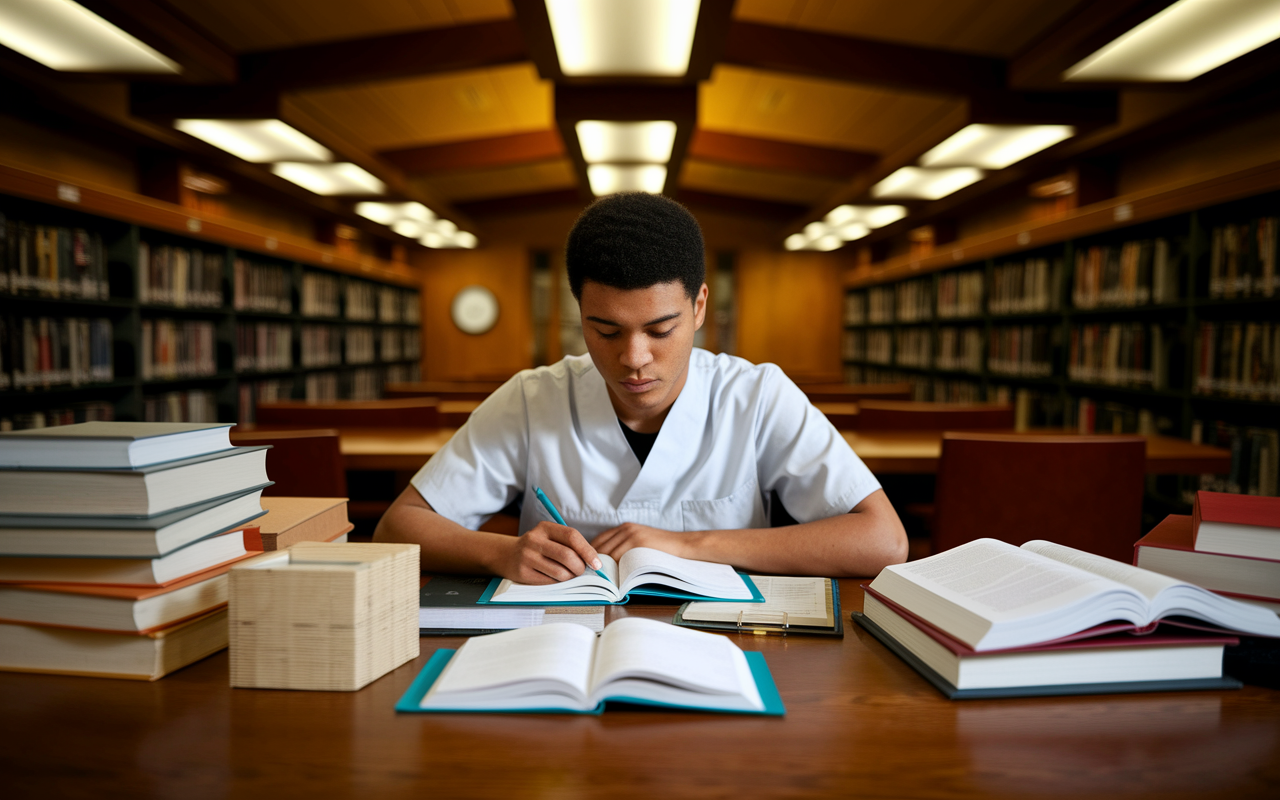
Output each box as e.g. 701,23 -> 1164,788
596,329 -> 619,339
650,327 -> 676,339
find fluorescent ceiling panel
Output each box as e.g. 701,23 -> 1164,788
420,229 -> 478,249
576,121 -> 677,163
355,202 -> 435,226
1065,0 -> 1280,81
836,222 -> 870,242
812,235 -> 843,252
871,167 -> 984,200
919,124 -> 1074,170
825,205 -> 908,230
546,0 -> 700,76
272,163 -> 385,196
176,120 -> 332,163
784,234 -> 807,251
0,0 -> 179,73
587,165 -> 667,196
391,219 -> 423,239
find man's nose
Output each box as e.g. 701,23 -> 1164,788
620,334 -> 653,371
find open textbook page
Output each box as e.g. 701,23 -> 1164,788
868,538 -> 1280,652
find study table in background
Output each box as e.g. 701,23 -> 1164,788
2,581 -> 1276,798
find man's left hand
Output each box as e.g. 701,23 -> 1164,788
592,523 -> 688,560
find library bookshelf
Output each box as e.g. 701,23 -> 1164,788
0,162 -> 422,429
842,160 -> 1280,505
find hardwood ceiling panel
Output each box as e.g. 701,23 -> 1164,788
290,64 -> 552,152
163,0 -> 511,53
734,0 -> 1086,58
416,159 -> 577,203
680,159 -> 844,204
700,65 -> 960,153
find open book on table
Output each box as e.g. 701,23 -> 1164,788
867,538 -> 1280,653
395,617 -> 784,715
478,547 -> 763,605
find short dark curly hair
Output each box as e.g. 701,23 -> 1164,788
565,192 -> 705,301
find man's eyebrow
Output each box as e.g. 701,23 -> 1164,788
586,311 -> 682,327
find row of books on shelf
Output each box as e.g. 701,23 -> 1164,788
1073,239 -> 1180,309
141,318 -> 216,380
1,400 -> 114,432
1194,321 -> 1279,401
1210,218 -> 1278,299
0,421 -> 356,680
235,322 -> 291,373
991,257 -> 1064,314
937,270 -> 984,319
300,271 -> 341,317
1194,419 -> 1280,499
232,258 -> 291,314
0,218 -> 109,300
144,389 -> 218,423
1068,323 -> 1173,389
237,379 -> 292,424
138,242 -> 224,308
987,325 -> 1054,378
1,316 -> 114,390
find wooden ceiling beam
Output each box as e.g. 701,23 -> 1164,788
238,20 -> 529,92
673,189 -> 809,220
454,189 -> 585,219
722,21 -> 1006,97
71,0 -> 237,83
688,131 -> 877,177
381,131 -> 565,174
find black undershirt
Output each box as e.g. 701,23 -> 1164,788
618,420 -> 660,465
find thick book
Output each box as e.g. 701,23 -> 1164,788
673,576 -> 843,637
0,529 -> 258,587
854,593 -> 1241,700
0,607 -> 228,680
1135,514 -> 1280,602
0,446 -> 270,517
1193,491 -> 1280,560
0,421 -> 233,469
478,547 -> 763,606
239,496 -> 352,551
396,617 -> 784,715
867,538 -> 1280,653
0,485 -> 269,557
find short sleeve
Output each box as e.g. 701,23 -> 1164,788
409,375 -> 529,530
753,366 -> 881,522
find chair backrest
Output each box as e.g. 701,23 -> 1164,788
228,428 -> 347,498
254,398 -> 440,428
855,400 -> 1015,431
799,382 -> 913,403
933,432 -> 1146,563
383,381 -> 503,401
813,402 -> 859,430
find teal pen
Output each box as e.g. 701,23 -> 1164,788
533,486 -> 608,579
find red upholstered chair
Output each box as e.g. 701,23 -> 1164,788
254,398 -> 440,428
932,432 -> 1146,563
228,428 -> 347,498
855,400 -> 1015,431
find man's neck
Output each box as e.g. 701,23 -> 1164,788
608,361 -> 690,434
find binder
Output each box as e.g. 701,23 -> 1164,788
672,576 -> 843,637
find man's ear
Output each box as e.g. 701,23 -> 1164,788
693,283 -> 709,330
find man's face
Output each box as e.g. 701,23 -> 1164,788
579,279 -> 708,431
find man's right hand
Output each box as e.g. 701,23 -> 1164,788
494,521 -> 602,584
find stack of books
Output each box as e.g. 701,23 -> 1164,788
0,422 -> 272,680
1134,492 -> 1280,615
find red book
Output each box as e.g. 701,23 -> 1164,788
1136,514 -> 1280,602
1193,491 -> 1280,560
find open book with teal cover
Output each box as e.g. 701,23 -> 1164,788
395,618 -> 785,715
477,547 -> 764,606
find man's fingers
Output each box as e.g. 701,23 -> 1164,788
538,539 -> 587,576
550,524 -> 602,571
530,553 -> 576,583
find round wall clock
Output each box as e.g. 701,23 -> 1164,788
450,285 -> 500,334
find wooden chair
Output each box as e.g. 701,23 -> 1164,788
254,398 -> 440,428
799,382 -> 913,403
228,428 -> 347,498
813,402 -> 859,430
855,400 -> 1015,431
383,381 -> 503,401
932,432 -> 1146,563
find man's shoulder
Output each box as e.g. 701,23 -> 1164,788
692,349 -> 789,392
506,354 -> 595,397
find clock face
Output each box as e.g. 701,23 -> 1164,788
450,285 -> 499,334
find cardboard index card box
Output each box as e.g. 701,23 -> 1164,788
229,542 -> 420,691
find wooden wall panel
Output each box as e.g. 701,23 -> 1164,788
0,113 -> 137,194
415,246 -> 533,382
735,250 -> 844,383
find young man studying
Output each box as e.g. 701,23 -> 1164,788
375,192 -> 907,583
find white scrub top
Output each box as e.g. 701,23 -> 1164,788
410,349 -> 881,540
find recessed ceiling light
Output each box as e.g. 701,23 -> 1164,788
175,119 -> 332,163
587,164 -> 667,195
919,124 -> 1075,170
454,232 -> 479,249
826,205 -> 908,230
836,222 -> 870,242
546,0 -> 701,76
804,222 -> 827,240
812,235 -> 843,252
784,234 -> 807,251
355,202 -> 435,226
576,121 -> 677,163
871,167 -> 984,200
272,163 -> 385,196
1065,0 -> 1280,81
391,219 -> 423,239
0,0 -> 180,73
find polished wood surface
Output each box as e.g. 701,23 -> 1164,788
735,250 -> 844,384
228,428 -> 347,497
2,581 -> 1276,799
855,400 -> 1015,431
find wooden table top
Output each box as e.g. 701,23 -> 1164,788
3,581 -> 1276,799
333,425 -> 1231,476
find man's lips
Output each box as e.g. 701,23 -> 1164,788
620,378 -> 658,393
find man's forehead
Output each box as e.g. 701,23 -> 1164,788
580,280 -> 693,324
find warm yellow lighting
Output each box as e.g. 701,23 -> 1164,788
434,219 -> 458,237
825,205 -> 908,230
872,167 -> 984,200
176,120 -> 332,163
784,234 -> 807,251
1066,0 -> 1280,81
419,228 -> 477,249
804,222 -> 827,240
813,235 -> 843,252
836,222 -> 870,242
0,0 -> 179,73
391,220 -> 423,239
454,232 -> 479,249
272,163 -> 385,196
356,202 -> 436,227
920,124 -> 1074,170
587,164 -> 667,195
546,0 -> 700,76
420,232 -> 446,249
576,121 -> 677,163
